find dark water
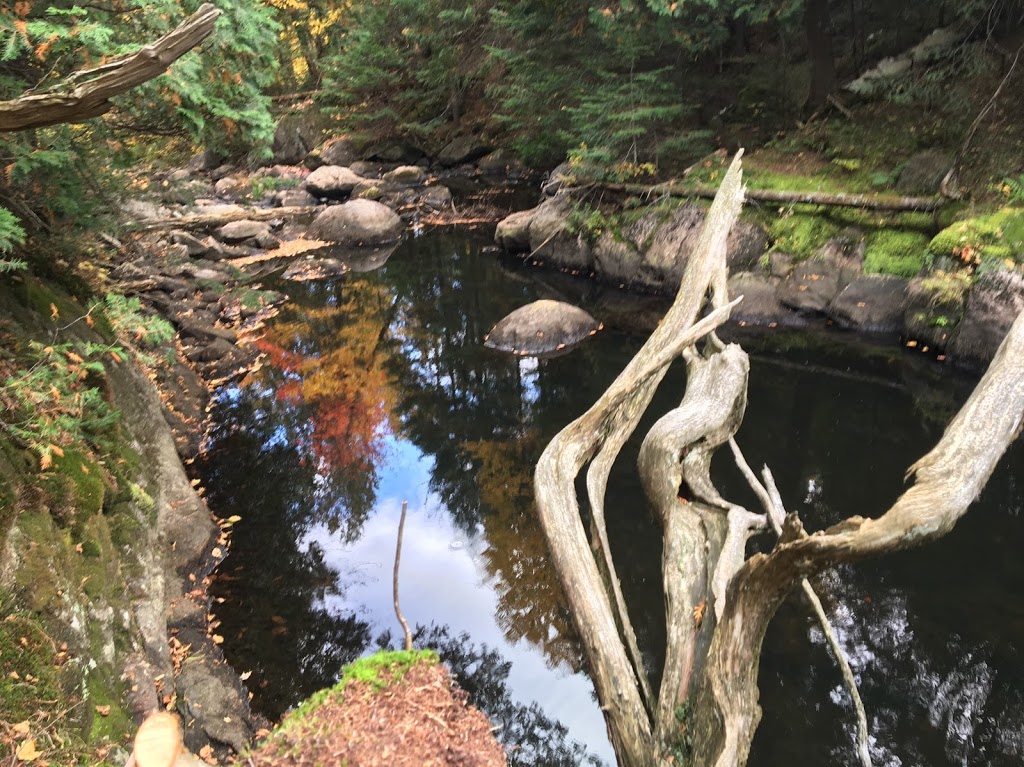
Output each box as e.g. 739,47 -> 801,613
199,226 -> 1024,767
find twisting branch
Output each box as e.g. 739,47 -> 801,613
729,439 -> 873,767
0,4 -> 221,132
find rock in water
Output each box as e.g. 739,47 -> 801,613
306,199 -> 404,246
484,299 -> 602,356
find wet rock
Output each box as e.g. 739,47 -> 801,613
176,652 -> 253,754
827,275 -> 909,332
495,209 -> 536,252
778,239 -> 863,315
727,272 -> 805,327
903,277 -> 960,352
215,220 -> 270,244
304,165 -> 363,199
896,150 -> 952,195
306,199 -> 404,246
420,185 -> 453,209
437,135 -> 493,167
485,299 -> 602,356
948,269 -> 1024,369
282,257 -> 350,281
383,165 -> 426,186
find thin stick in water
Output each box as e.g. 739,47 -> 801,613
393,500 -> 414,651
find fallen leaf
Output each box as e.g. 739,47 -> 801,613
49,303 -> 59,319
13,720 -> 30,735
95,705 -> 111,717
16,739 -> 39,761
239,670 -> 252,681
211,547 -> 222,558
225,515 -> 242,524
211,634 -> 224,645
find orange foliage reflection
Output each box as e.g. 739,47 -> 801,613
252,281 -> 399,474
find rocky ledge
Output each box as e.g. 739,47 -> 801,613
496,191 -> 1024,371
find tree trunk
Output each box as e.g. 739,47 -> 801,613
805,0 -> 837,110
533,151 -> 1024,767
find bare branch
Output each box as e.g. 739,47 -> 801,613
0,4 -> 221,132
393,501 -> 413,652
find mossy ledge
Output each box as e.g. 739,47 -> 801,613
0,272 -> 248,765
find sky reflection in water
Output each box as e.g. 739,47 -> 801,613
202,227 -> 1024,767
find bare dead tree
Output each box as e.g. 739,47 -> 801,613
533,152 -> 1024,767
0,4 -> 220,132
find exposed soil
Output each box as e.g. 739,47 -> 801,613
247,662 -> 506,767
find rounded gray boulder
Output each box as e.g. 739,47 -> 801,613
484,299 -> 602,356
306,199 -> 404,246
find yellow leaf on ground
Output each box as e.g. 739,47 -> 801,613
13,720 -> 30,735
16,739 -> 40,761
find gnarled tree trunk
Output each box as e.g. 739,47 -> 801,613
533,152 -> 1024,767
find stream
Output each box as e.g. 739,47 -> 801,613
199,223 -> 1024,767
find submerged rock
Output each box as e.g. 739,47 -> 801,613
306,199 -> 404,246
484,299 -> 602,356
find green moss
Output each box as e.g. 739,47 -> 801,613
863,230 -> 930,278
0,602 -> 65,723
85,670 -> 131,745
929,207 -> 1024,265
767,213 -> 842,258
920,269 -> 973,307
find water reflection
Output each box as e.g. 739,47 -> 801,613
201,226 -> 1024,767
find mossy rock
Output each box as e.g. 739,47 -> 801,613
863,230 -> 930,278
768,213 -> 843,259
929,207 -> 1024,265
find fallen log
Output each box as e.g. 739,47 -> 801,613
0,4 -> 220,132
582,180 -> 945,212
131,205 -> 322,232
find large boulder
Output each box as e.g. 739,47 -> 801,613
727,272 -> 804,327
304,165 -> 364,199
305,137 -> 358,169
526,195 -> 593,269
484,299 -> 602,356
826,274 -> 909,332
495,209 -> 536,252
306,199 -> 404,246
778,238 -> 864,315
477,148 -> 522,177
437,135 -> 493,167
896,150 -> 952,195
948,268 -> 1024,369
271,107 -> 334,165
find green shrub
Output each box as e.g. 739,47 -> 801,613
864,230 -> 930,278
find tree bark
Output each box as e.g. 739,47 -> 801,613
805,0 -> 837,110
534,150 -> 1024,767
0,4 -> 221,132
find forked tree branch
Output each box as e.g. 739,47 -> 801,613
0,4 -> 221,132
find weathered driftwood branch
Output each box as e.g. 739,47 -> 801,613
690,313 -> 1024,767
534,153 -> 747,767
131,205 -> 321,232
535,148 -> 1023,767
0,4 -> 220,132
729,440 -> 873,767
577,180 -> 944,212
